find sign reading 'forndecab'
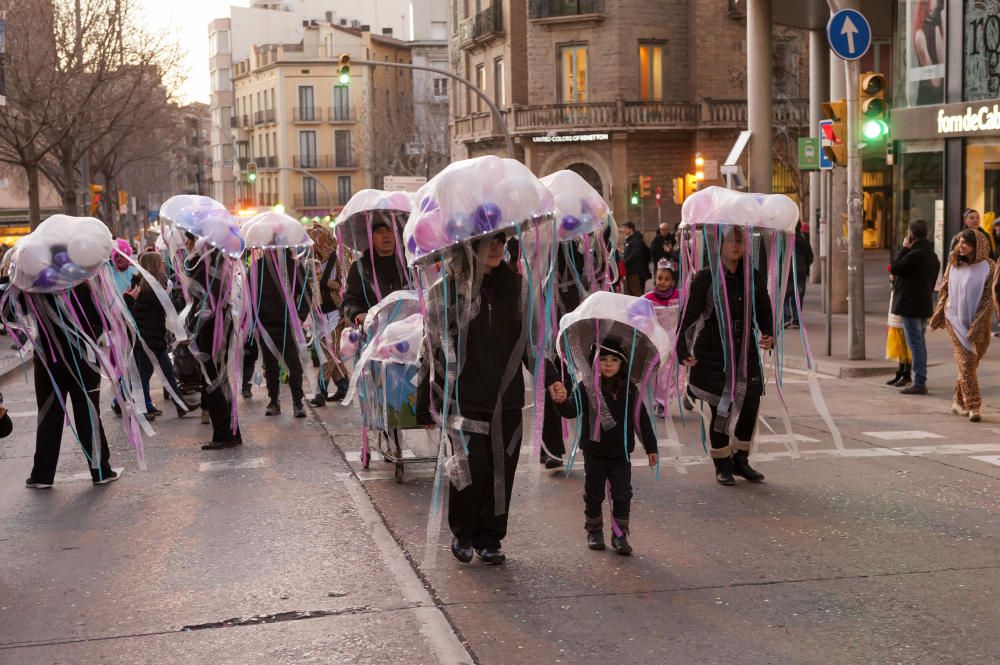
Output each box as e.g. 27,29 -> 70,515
936,105 -> 1000,134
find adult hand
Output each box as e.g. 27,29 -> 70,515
681,357 -> 697,367
760,335 -> 775,350
648,453 -> 658,467
902,233 -> 914,249
548,381 -> 568,404
125,285 -> 140,299
0,405 -> 8,419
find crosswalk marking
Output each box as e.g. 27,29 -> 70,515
861,430 -> 944,441
969,456 -> 1000,467
56,467 -> 125,483
198,457 -> 268,472
345,449 -> 418,463
756,434 -> 820,444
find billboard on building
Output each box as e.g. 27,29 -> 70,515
902,0 -> 946,106
965,0 -> 1000,101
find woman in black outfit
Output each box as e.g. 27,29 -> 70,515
676,227 -> 774,485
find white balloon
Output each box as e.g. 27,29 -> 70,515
67,235 -> 109,268
495,177 -> 542,222
761,195 -> 800,230
16,241 -> 50,276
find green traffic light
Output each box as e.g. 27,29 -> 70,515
339,68 -> 350,85
861,119 -> 888,141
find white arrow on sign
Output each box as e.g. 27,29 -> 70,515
841,15 -> 858,53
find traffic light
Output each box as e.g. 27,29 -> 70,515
821,99 -> 847,166
89,183 -> 103,216
672,177 -> 684,205
247,161 -> 257,183
639,175 -> 652,198
684,173 -> 698,199
338,53 -> 351,85
629,182 -> 640,207
859,71 -> 889,146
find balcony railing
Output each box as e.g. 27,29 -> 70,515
452,98 -> 809,141
229,116 -> 238,128
293,154 -> 356,169
253,109 -> 276,125
241,114 -> 251,128
461,4 -> 503,47
328,106 -> 354,122
529,0 -> 605,19
293,194 -> 328,208
293,107 -> 321,123
254,156 -> 277,169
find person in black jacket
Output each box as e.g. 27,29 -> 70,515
549,338 -> 658,555
255,249 -> 311,417
783,221 -> 814,328
416,232 -> 540,566
341,217 -> 406,326
24,282 -> 118,487
891,218 -> 941,395
676,226 -> 774,485
621,222 -> 650,297
123,252 -> 190,418
649,222 -> 674,268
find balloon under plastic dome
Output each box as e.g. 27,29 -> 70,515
403,155 -> 555,264
243,211 -> 312,249
539,170 -> 610,241
158,195 -> 244,258
11,214 -> 113,293
679,186 -> 800,233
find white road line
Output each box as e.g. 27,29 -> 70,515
862,430 -> 944,441
56,467 -> 125,483
198,457 -> 268,472
5,410 -> 38,417
345,449 -> 418,463
970,456 -> 1000,467
756,434 -> 820,444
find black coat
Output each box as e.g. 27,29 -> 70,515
342,251 -> 406,323
676,263 -> 774,400
256,258 -> 310,330
650,231 -> 672,267
623,233 -> 650,282
890,238 -> 940,319
553,381 -> 657,458
124,286 -> 168,353
794,231 -> 814,280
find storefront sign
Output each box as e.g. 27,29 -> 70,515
893,100 -> 1000,139
531,133 -> 609,144
936,104 -> 1000,133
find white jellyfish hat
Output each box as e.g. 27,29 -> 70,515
11,215 -> 113,293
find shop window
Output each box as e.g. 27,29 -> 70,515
894,142 -> 944,264
494,58 -> 505,108
639,42 -> 664,101
475,64 -> 486,112
559,44 -> 588,104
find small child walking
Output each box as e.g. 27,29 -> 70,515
549,339 -> 658,555
644,259 -> 680,313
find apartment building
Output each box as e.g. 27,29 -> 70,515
171,102 -> 212,197
448,0 -> 809,228
232,23 -> 415,218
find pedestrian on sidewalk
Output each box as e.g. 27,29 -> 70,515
650,222 -> 673,267
930,229 -> 993,422
122,251 -> 191,419
621,222 -> 650,297
890,219 -> 940,394
950,208 -> 992,253
783,221 -> 813,328
884,290 -> 912,388
549,339 -> 657,555
676,226 -> 774,485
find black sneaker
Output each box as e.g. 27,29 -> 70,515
611,533 -> 632,556
201,438 -> 242,450
586,530 -> 605,550
111,402 -> 122,417
310,394 -> 326,407
265,401 -> 280,416
147,406 -> 164,417
93,470 -> 120,485
714,456 -> 736,486
25,477 -> 53,489
732,452 -> 765,482
544,457 -> 563,469
241,385 -> 252,399
475,547 -> 506,565
293,403 -> 306,418
450,537 -> 473,563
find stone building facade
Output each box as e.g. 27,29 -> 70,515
448,0 -> 810,232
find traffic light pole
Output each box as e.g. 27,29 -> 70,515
349,59 -> 514,160
845,58 -> 865,360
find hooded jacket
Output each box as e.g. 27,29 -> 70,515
675,259 -> 774,401
932,230 -> 994,357
342,251 -> 406,323
553,380 -> 657,458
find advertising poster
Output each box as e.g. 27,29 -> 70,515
966,0 -> 1000,101
905,0 -> 946,106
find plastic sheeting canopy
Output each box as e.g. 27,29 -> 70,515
680,186 -> 799,233
539,170 -> 611,241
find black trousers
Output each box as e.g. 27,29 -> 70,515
583,452 -> 632,523
448,409 -> 522,550
31,353 -> 113,483
201,355 -> 240,443
540,390 -> 565,458
242,334 -> 258,389
260,324 -> 304,405
708,393 -> 761,449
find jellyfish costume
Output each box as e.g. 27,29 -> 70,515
242,210 -> 323,409
2,214 -> 151,479
672,187 -> 843,475
555,291 -> 672,537
536,169 -> 618,463
404,155 -> 556,559
159,195 -> 246,446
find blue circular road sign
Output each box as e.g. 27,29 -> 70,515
827,9 -> 871,61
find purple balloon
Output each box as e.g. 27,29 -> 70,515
560,215 -> 582,232
52,251 -> 70,267
60,263 -> 89,281
395,340 -> 410,353
444,213 -> 474,241
473,203 -> 502,234
348,331 -> 360,343
33,266 -> 61,289
419,196 -> 438,213
406,236 -> 418,254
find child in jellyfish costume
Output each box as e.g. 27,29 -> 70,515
404,155 -> 558,566
549,291 -> 671,555
242,210 -> 324,418
4,214 -> 153,486
159,195 -> 246,450
671,187 -> 843,485
535,169 -> 619,469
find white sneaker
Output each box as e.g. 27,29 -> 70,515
93,470 -> 121,485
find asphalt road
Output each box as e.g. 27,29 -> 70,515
2,358 -> 1000,664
